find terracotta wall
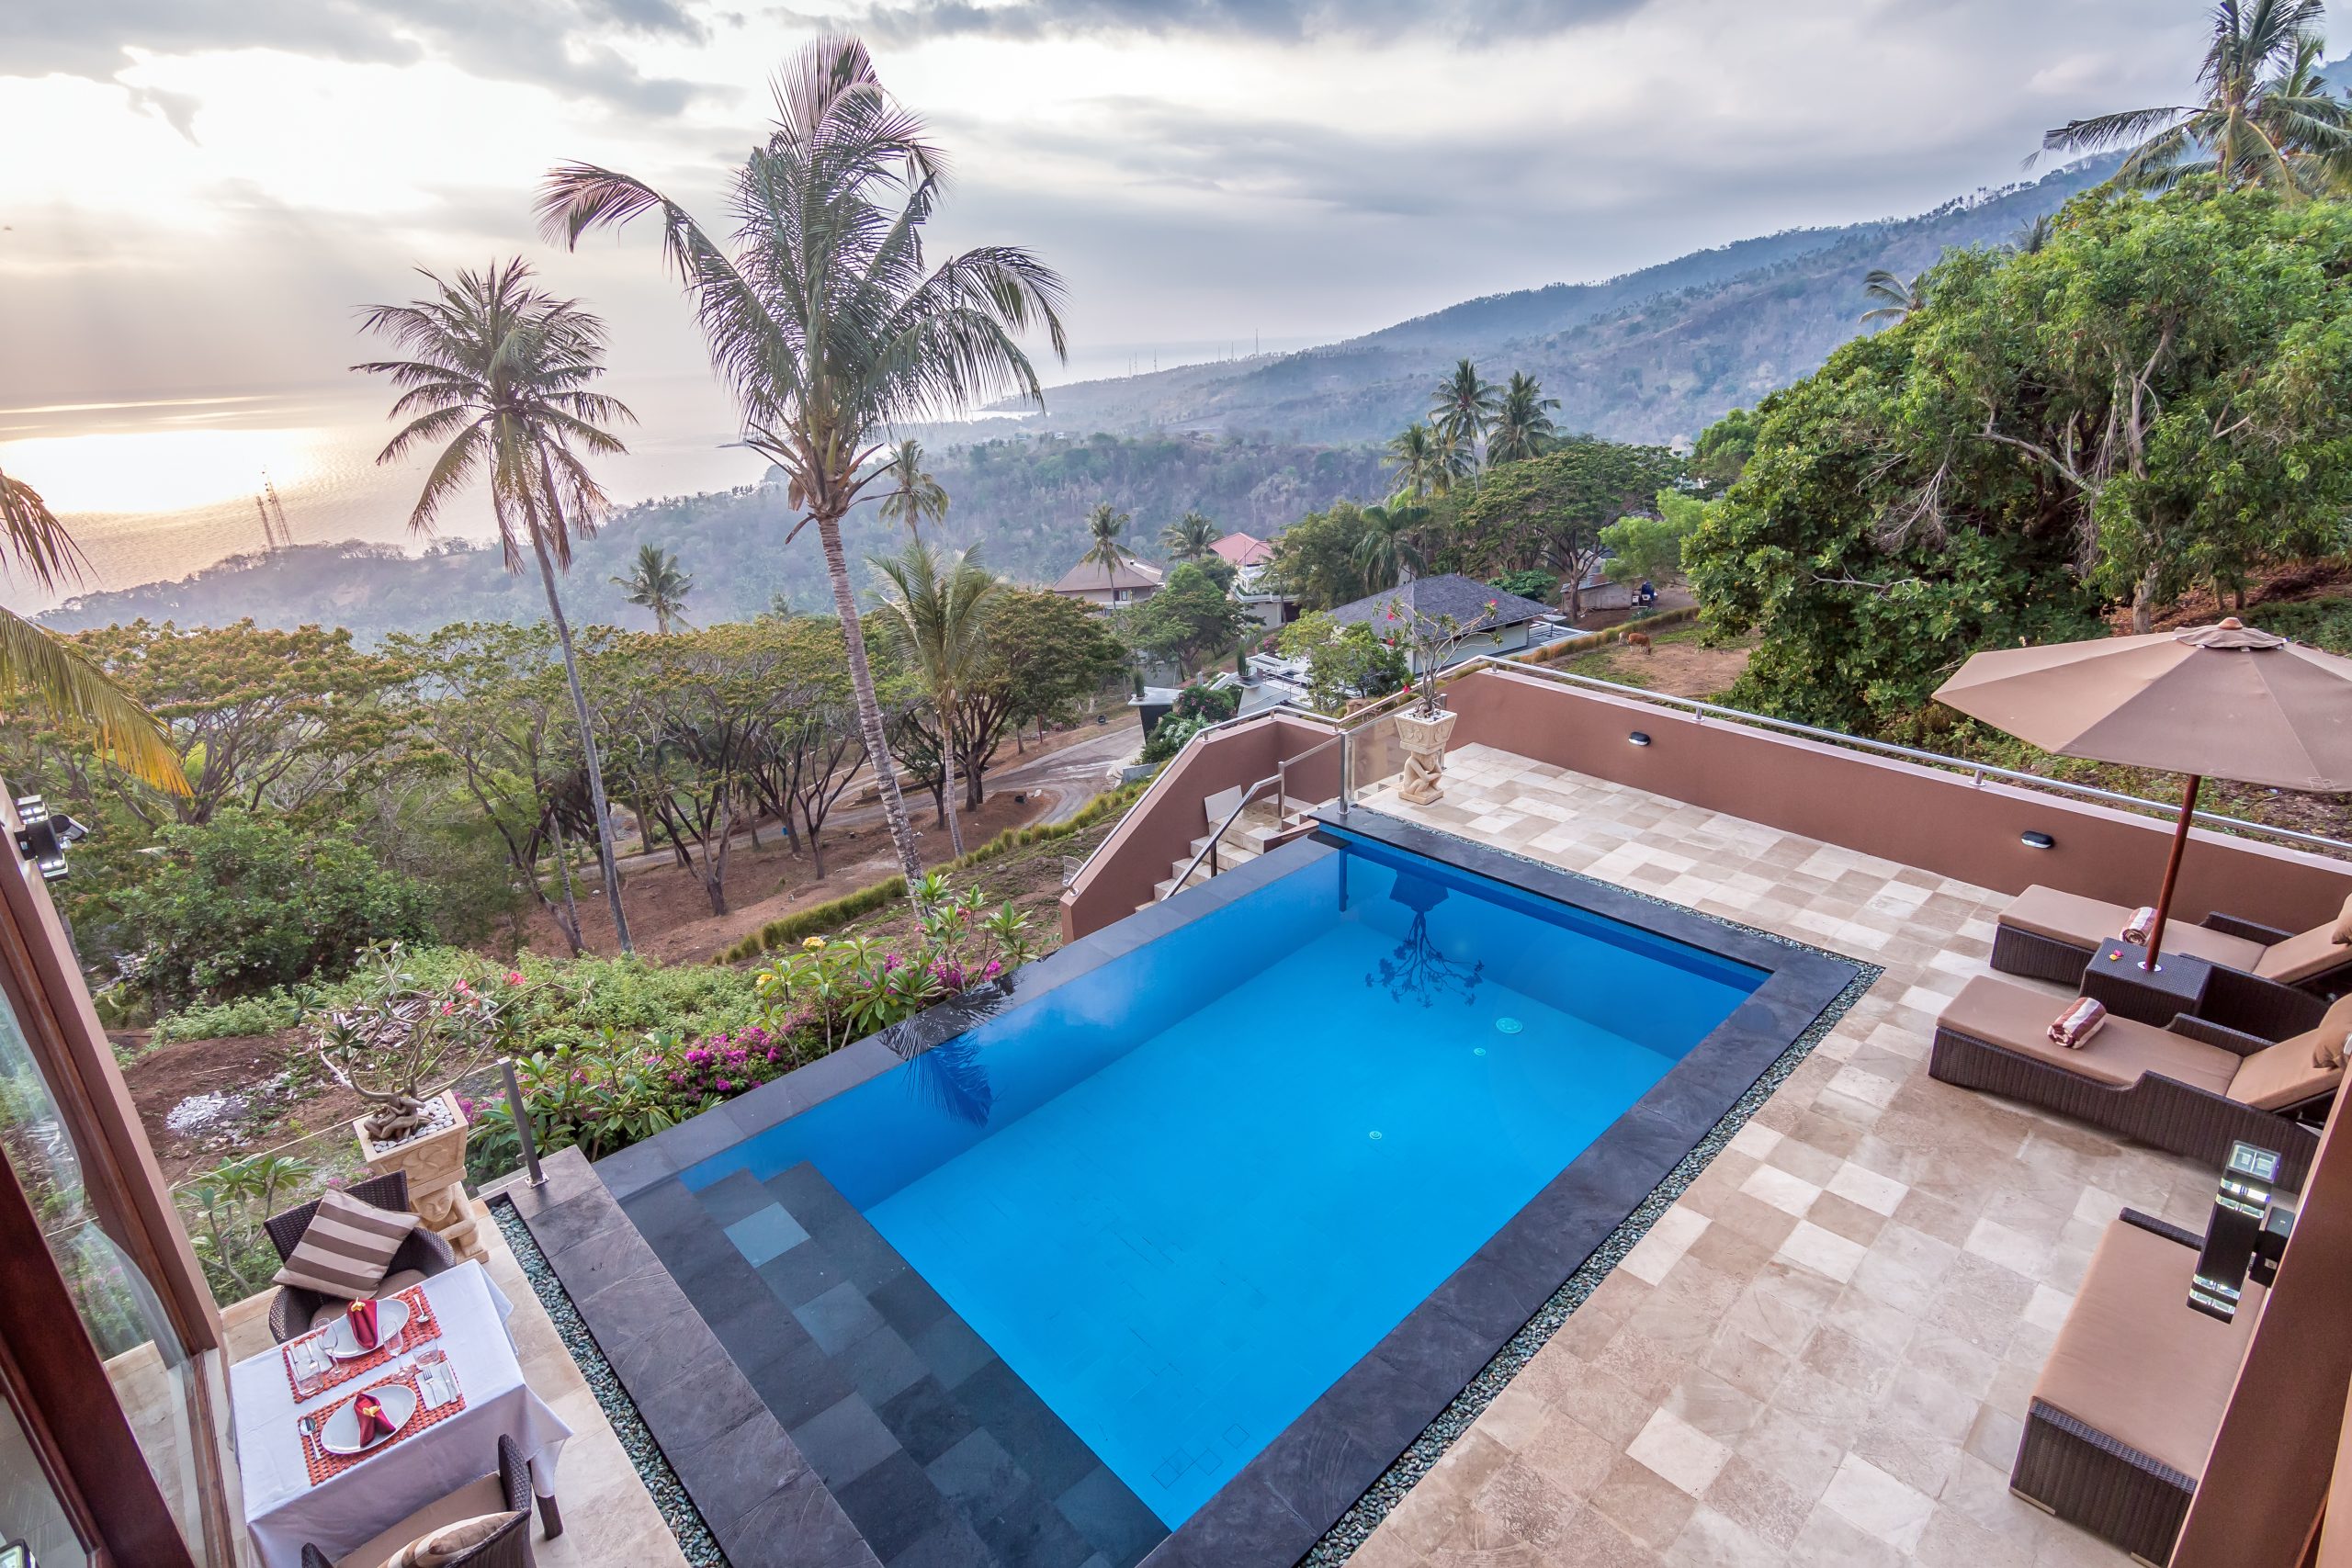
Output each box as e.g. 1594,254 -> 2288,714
1442,667 -> 2352,931
1066,669 -> 2352,942
1059,714 -> 1342,940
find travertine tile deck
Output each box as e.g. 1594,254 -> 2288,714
1348,744 -> 2213,1568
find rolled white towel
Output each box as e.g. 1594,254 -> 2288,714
2048,997 -> 2108,1048
2120,906 -> 2158,944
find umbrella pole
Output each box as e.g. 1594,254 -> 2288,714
2140,774 -> 2201,974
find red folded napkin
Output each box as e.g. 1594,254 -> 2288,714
2120,906 -> 2157,943
347,1297 -> 379,1351
353,1393 -> 395,1445
2048,997 -> 2108,1048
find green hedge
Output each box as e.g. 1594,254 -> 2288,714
716,783 -> 1148,964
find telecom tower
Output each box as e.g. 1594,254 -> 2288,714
254,473 -> 295,553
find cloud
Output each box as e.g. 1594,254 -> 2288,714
857,0 -> 1649,46
1,0 -> 707,111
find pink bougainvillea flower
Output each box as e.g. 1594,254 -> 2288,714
505,971 -> 525,986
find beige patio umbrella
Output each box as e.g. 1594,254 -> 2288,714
1934,618 -> 2352,969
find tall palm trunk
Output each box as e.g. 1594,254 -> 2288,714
939,686 -> 965,856
817,511 -> 925,890
527,521 -> 634,953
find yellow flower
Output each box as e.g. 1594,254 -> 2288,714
802,936 -> 827,950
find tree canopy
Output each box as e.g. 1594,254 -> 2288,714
1686,184 -> 2352,733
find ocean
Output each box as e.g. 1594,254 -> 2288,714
0,372 -> 761,617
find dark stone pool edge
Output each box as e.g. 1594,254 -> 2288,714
501,1149 -> 884,1568
1297,962 -> 1881,1567
488,1194 -> 729,1568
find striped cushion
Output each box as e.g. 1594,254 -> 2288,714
273,1189 -> 419,1299
383,1512 -> 522,1567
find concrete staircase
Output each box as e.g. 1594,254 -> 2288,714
1148,797 -> 1304,903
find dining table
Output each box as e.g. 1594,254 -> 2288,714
232,1259 -> 573,1568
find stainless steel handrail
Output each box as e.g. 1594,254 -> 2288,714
1165,771 -> 1284,897
1473,657 -> 2352,855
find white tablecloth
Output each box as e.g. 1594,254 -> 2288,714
232,1261 -> 572,1568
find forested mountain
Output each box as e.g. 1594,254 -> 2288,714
40,434 -> 1392,639
1004,163 -> 2118,446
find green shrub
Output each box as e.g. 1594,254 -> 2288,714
1488,570 -> 1557,604
123,812 -> 435,1010
718,783 -> 1146,963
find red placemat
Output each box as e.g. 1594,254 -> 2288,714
280,1286 -> 444,1399
300,1367 -> 467,1486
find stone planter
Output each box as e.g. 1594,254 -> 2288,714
1393,707 -> 1459,805
355,1089 -> 487,1262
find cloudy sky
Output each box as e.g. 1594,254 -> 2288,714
0,0 -> 2245,412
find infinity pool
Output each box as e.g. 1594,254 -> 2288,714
683,829 -> 1762,1528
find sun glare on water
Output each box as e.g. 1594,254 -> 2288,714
0,425 -> 331,515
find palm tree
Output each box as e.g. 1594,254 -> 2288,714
1081,503 -> 1133,576
1860,269 -> 1926,326
538,37 -> 1067,896
871,539 -> 1000,855
877,438 -> 949,537
611,543 -> 694,633
2011,213 -> 2059,254
1159,510 -> 1221,561
1430,359 -> 1500,464
1385,423 -> 1455,499
356,259 -> 637,953
1486,372 -> 1560,465
2040,0 -> 2352,197
0,467 -> 187,794
1352,499 -> 1430,592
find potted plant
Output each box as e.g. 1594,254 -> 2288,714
1380,597 -> 1495,804
312,945 -> 519,1261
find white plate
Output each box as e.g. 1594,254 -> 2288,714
319,1297 -> 411,1360
320,1382 -> 419,1456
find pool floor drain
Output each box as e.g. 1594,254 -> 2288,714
1369,1130 -> 1383,1141
1495,1017 -> 1523,1034
1473,1046 -> 1488,1057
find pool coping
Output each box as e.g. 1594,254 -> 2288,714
584,810 -> 1863,1568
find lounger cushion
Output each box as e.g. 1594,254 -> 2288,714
1998,886 -> 2266,970
1939,976 -> 2238,1095
2254,921 -> 2352,985
2228,994 -> 2352,1111
2335,892 -> 2352,946
2032,1217 -> 2265,1482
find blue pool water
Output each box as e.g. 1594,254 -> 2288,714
684,832 -> 1761,1527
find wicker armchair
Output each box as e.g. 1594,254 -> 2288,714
300,1435 -> 534,1568
266,1170 -> 458,1344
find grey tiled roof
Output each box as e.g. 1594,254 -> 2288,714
1327,573 -> 1553,634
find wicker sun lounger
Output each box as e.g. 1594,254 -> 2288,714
2012,1209 -> 2266,1564
1929,976 -> 2349,1182
1993,885 -> 2352,997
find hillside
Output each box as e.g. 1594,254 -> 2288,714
1006,163 -> 2116,446
40,433 -> 1391,638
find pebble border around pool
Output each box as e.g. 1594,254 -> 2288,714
1298,961 -> 1880,1567
490,1195 -> 729,1568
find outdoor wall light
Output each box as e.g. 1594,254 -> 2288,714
13,796 -> 87,883
2020,830 -> 2055,850
1628,732 -> 1652,747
